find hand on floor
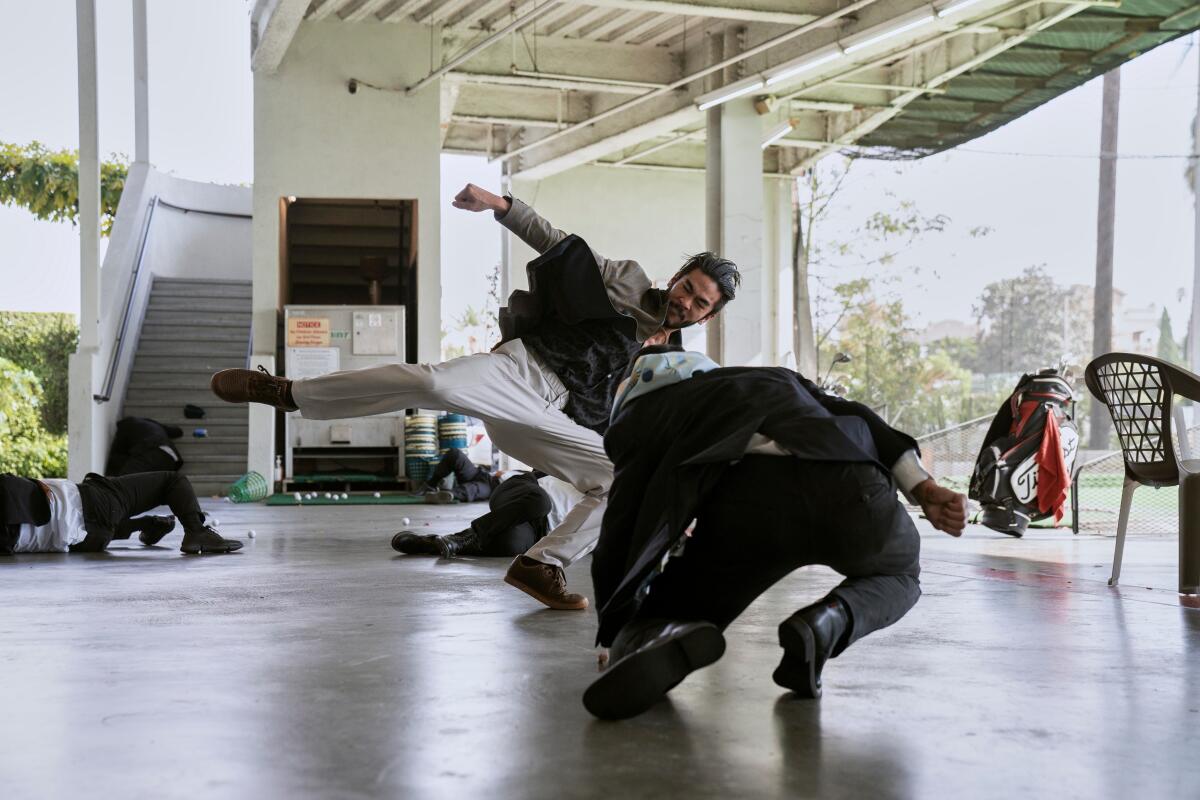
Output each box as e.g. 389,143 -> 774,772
913,479 -> 967,537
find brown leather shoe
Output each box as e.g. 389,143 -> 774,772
211,366 -> 297,411
504,555 -> 589,610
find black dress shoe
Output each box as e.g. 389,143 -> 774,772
179,526 -> 243,554
435,529 -> 480,558
773,598 -> 850,699
137,515 -> 177,546
583,619 -> 726,720
390,531 -> 441,555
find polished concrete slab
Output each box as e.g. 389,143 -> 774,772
2,500 -> 1198,799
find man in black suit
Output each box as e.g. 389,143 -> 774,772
105,417 -> 184,476
582,348 -> 966,720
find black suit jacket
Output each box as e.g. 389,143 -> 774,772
591,367 -> 919,645
1,474 -> 51,554
105,417 -> 183,476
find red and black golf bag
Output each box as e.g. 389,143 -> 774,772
969,369 -> 1079,537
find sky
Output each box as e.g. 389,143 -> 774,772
0,1 -> 1195,346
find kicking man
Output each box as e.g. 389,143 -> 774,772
211,184 -> 739,609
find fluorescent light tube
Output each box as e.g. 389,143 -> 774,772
696,75 -> 767,111
765,47 -> 844,87
762,120 -> 795,149
936,0 -> 989,17
842,11 -> 936,55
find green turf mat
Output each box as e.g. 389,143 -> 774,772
288,473 -> 392,484
265,492 -> 441,506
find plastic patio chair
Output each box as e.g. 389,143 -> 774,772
1084,353 -> 1200,594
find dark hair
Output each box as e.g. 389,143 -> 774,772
669,252 -> 740,312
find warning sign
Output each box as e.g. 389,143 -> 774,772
287,317 -> 331,347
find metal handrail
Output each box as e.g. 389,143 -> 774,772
94,196 -> 159,402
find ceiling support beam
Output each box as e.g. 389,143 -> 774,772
406,1 -> 564,95
564,0 -> 818,26
449,70 -> 658,95
251,0 -> 311,73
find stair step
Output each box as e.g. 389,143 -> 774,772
122,401 -> 248,420
128,372 -> 224,391
135,341 -> 248,357
139,324 -> 250,343
147,296 -> 252,313
131,356 -> 246,373
127,422 -> 248,438
179,453 -> 247,464
143,311 -> 253,328
151,279 -> 251,298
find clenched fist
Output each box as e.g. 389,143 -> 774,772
452,183 -> 509,215
912,478 -> 967,537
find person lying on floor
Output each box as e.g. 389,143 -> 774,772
392,470 -> 583,559
1,471 -> 242,555
105,416 -> 184,476
415,447 -> 499,504
581,346 -> 966,720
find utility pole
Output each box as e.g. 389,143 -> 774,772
1189,41 -> 1200,374
1090,67 -> 1120,450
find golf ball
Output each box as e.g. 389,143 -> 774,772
293,492 -> 302,502
341,493 -> 349,500
324,492 -> 332,499
247,530 -> 256,538
402,517 -> 411,526
372,492 -> 381,498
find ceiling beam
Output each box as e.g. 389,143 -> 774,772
449,70 -> 660,95
564,0 -> 818,26
251,0 -> 310,73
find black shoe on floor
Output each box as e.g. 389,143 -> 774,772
136,515 -> 177,546
435,529 -> 480,558
773,598 -> 849,699
583,619 -> 725,721
391,531 -> 442,555
180,526 -> 243,554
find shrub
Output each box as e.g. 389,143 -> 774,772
0,311 -> 78,434
0,357 -> 69,478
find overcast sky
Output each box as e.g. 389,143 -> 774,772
0,1 -> 1195,343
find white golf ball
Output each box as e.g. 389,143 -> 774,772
373,492 -> 381,498
247,530 -> 256,538
293,492 -> 302,502
341,493 -> 349,500
402,516 -> 411,526
324,492 -> 331,499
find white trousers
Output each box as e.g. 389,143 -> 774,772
291,339 -> 611,569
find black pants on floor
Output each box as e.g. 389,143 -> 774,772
468,474 -> 551,556
72,472 -> 206,553
638,456 -> 921,655
428,448 -> 497,502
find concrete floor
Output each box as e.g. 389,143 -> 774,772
2,499 -> 1198,800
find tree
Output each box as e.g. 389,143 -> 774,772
819,280 -> 972,435
973,265 -> 1067,375
1158,307 -> 1184,365
0,141 -> 127,235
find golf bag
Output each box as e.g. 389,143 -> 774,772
969,369 -> 1079,537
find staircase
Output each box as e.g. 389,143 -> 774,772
121,277 -> 253,496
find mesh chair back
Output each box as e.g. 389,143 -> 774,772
1085,353 -> 1187,487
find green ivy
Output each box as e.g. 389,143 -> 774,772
0,357 -> 68,478
0,141 -> 127,235
0,312 -> 78,435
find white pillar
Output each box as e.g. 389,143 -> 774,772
132,0 -> 149,164
705,96 -> 766,366
69,0 -> 101,480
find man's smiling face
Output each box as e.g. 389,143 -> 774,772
664,269 -> 723,329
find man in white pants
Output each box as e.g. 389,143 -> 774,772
211,183 -> 740,609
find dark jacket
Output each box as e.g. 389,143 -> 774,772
105,417 -> 183,476
1,474 -> 51,554
591,367 -> 919,646
497,202 -> 680,433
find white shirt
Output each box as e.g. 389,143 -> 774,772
14,480 -> 89,553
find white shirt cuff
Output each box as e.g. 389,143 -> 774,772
891,449 -> 932,501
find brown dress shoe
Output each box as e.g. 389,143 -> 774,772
504,555 -> 589,610
211,366 -> 298,411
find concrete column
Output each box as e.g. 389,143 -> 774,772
69,0 -> 102,480
705,96 -> 766,366
132,0 -> 149,164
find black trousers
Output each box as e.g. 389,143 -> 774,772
428,448 -> 497,502
468,474 -> 552,556
638,456 -> 921,655
72,472 -> 206,553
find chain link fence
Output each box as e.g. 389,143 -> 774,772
914,415 -> 1194,537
